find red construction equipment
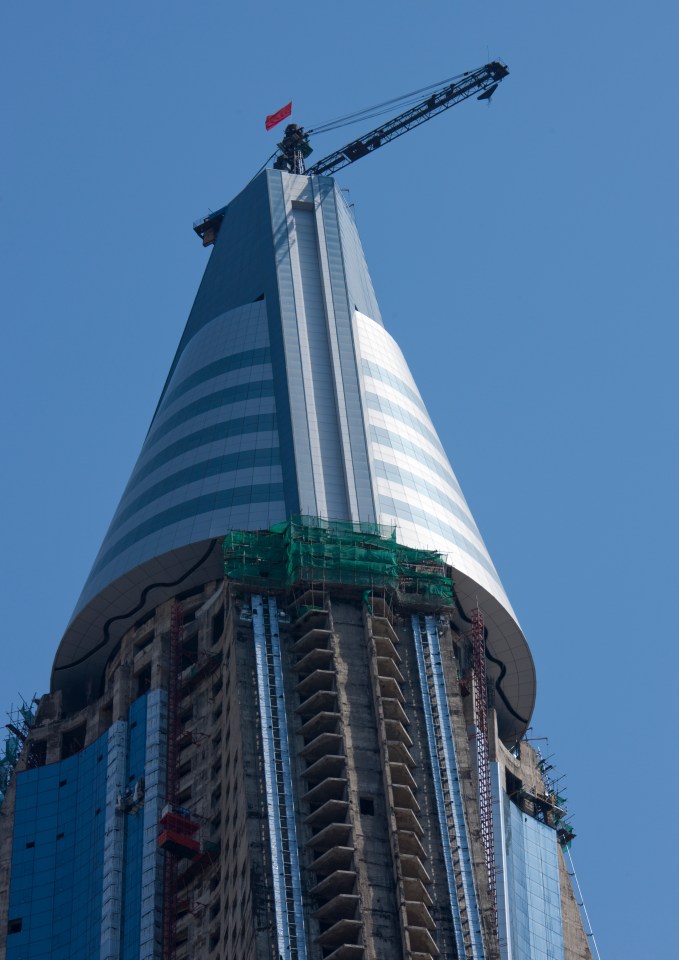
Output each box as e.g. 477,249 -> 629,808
158,810 -> 201,859
472,607 -> 497,915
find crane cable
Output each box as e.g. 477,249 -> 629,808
565,847 -> 603,960
248,149 -> 279,186
306,70 -> 470,137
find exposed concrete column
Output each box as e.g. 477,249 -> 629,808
328,616 -> 372,943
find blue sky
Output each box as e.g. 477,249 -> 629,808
2,2 -> 677,955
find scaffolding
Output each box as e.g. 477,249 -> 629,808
158,603 -> 223,959
158,603 -> 206,960
0,697 -> 37,811
472,608 -> 496,917
535,751 -> 576,847
223,515 -> 455,606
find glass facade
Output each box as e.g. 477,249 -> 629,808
80,298 -> 283,605
6,742 -> 107,960
354,309 -> 509,606
5,691 -> 166,960
493,765 -> 565,960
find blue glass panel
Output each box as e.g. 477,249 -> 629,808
161,346 -> 272,409
113,447 -> 282,529
91,480 -> 285,575
145,378 -> 275,451
7,721 -> 109,959
503,799 -> 565,960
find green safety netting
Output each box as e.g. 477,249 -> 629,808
223,515 -> 454,605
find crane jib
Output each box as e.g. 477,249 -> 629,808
303,60 -> 509,178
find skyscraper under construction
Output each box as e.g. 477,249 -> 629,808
0,167 -> 592,960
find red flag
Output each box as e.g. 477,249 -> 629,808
265,101 -> 292,131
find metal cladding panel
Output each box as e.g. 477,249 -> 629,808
334,183 -> 383,325
267,172 -> 377,523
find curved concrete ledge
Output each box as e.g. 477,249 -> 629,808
52,536 -> 535,742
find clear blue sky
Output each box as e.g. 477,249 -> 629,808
2,3 -> 677,956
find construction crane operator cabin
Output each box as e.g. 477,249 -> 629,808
0,61 -> 594,960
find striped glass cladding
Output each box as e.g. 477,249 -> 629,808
78,300 -> 285,610
354,310 -> 515,619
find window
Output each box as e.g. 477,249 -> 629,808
360,796 -> 375,816
506,770 -> 523,799
137,663 -> 152,696
212,607 -> 225,645
26,740 -> 47,769
180,705 -> 194,724
61,723 -> 87,758
181,634 -> 198,670
177,785 -> 192,805
7,919 -> 22,935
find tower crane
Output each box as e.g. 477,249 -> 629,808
277,60 -> 508,177
194,60 -> 508,244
